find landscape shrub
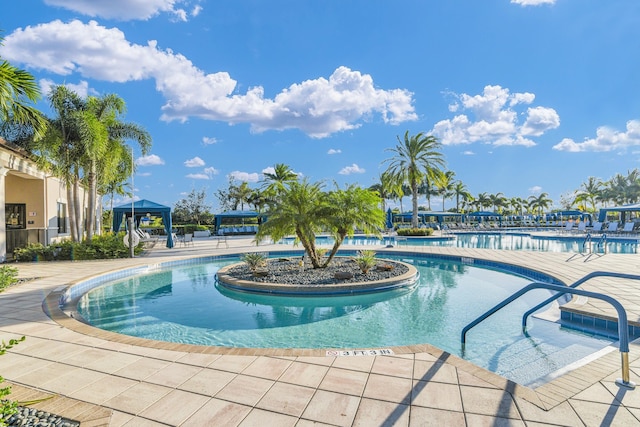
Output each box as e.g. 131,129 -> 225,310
13,233 -> 142,262
396,227 -> 434,236
0,266 -> 18,293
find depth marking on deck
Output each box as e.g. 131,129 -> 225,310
326,349 -> 394,357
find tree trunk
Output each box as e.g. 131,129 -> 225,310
66,179 -> 78,242
411,182 -> 419,228
86,161 -> 97,241
322,234 -> 345,267
73,175 -> 83,241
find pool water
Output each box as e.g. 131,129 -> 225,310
76,254 -> 614,386
280,233 -> 638,254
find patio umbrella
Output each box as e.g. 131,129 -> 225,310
386,208 -> 393,229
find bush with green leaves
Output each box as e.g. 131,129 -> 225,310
396,227 -> 433,236
242,252 -> 267,271
1,336 -> 25,423
0,266 -> 18,293
353,250 -> 377,274
14,232 -> 143,262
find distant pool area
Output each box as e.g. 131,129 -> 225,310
279,232 -> 639,254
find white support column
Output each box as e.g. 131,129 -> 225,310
0,167 -> 8,262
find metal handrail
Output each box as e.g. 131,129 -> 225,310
595,233 -> 608,254
521,272 -> 640,332
581,233 -> 592,254
461,282 -> 636,389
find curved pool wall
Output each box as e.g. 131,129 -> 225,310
60,249 -> 564,306
59,249 -> 619,387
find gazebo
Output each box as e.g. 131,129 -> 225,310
112,199 -> 174,248
598,203 -> 640,223
214,210 -> 263,234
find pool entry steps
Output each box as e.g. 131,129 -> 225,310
461,272 -> 640,390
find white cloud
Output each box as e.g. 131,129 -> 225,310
529,186 -> 543,194
511,0 -> 556,6
0,21 -> 416,138
185,173 -> 210,180
339,163 -> 365,175
136,154 -> 165,166
39,78 -> 94,98
229,171 -> 260,183
192,5 -> 203,17
553,120 -> 640,152
202,136 -> 218,145
431,85 -> 559,147
186,166 -> 218,179
137,172 -> 152,177
521,106 -> 560,136
327,148 -> 342,155
462,150 -> 475,156
204,166 -> 219,176
43,0 -> 198,21
184,156 -> 205,167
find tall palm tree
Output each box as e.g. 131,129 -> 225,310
475,192 -> 492,211
573,176 -> 602,213
85,94 -> 151,239
432,170 -> 456,211
489,192 -> 508,213
528,193 -> 553,216
453,181 -> 471,213
261,163 -> 298,205
382,131 -> 445,227
0,34 -> 47,139
230,181 -> 253,210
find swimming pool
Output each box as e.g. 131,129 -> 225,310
279,232 -> 639,254
71,252 -> 615,386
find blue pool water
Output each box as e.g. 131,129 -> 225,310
279,232 -> 638,254
75,253 -> 614,386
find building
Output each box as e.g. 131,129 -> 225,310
0,137 -> 92,262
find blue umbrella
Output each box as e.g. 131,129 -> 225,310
386,208 -> 393,229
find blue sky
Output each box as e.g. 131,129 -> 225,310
2,0 -> 639,212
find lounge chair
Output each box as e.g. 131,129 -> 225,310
619,222 -> 635,235
180,233 -> 194,247
591,222 -> 603,233
572,222 -> 587,233
560,222 -> 574,234
604,222 -> 619,233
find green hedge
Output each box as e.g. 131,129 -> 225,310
13,232 -> 143,262
396,227 -> 434,236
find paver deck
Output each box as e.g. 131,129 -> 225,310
2,234 -> 640,426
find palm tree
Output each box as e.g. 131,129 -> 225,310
432,170 -> 456,211
573,176 -> 602,213
382,131 -> 445,227
489,192 -> 508,213
255,179 -> 328,268
261,163 -> 298,206
255,180 -> 384,269
0,34 -> 47,139
475,192 -> 492,211
98,141 -> 133,231
453,181 -> 471,213
528,193 -> 553,217
39,86 -> 151,240
85,94 -> 151,239
230,181 -> 253,210
323,183 -> 384,266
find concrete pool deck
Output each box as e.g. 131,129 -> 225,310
1,234 -> 640,425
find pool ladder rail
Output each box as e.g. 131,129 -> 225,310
581,233 -> 608,256
461,272 -> 640,390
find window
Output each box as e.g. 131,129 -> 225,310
57,202 -> 67,233
5,203 -> 26,230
